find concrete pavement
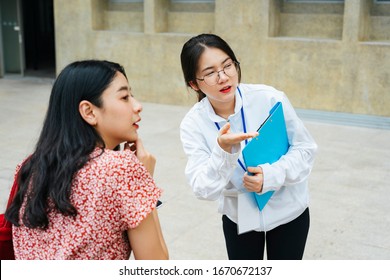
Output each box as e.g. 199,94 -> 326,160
1,77 -> 389,260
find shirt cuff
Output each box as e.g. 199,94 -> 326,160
259,163 -> 282,193
213,139 -> 240,168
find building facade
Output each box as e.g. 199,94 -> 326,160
1,0 -> 390,116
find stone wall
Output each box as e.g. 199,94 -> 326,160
54,0 -> 390,116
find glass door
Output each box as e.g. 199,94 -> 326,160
0,0 -> 24,76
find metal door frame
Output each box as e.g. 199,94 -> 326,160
16,0 -> 24,76
0,0 -> 4,77
0,0 -> 25,77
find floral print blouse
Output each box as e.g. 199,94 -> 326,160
13,148 -> 162,259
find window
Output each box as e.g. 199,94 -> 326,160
171,0 -> 214,2
285,0 -> 343,2
109,0 -> 143,2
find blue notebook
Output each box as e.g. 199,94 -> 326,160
242,102 -> 289,211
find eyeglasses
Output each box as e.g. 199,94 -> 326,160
196,61 -> 239,86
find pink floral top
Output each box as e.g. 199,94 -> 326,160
13,148 -> 162,260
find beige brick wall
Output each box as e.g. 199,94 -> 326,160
54,0 -> 390,116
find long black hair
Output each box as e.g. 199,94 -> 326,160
180,33 -> 241,102
5,60 -> 127,229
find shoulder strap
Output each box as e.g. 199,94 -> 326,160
6,175 -> 19,210
6,156 -> 30,209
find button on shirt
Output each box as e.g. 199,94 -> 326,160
180,83 -> 317,232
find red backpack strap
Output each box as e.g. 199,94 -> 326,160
6,174 -> 20,209
6,156 -> 30,209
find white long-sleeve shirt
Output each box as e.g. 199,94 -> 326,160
180,83 -> 318,232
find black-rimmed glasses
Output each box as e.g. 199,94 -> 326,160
196,61 -> 240,86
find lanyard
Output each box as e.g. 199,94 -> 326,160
214,87 -> 247,172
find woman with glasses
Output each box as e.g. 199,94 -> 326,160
179,34 -> 317,260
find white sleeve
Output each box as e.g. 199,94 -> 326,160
259,93 -> 318,193
180,119 -> 240,200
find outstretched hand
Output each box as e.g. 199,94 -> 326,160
217,122 -> 258,153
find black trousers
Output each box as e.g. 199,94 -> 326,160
222,208 -> 310,260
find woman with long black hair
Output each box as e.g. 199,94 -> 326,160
6,60 -> 168,260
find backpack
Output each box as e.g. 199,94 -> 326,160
0,169 -> 20,260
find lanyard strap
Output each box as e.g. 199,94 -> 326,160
214,87 -> 247,172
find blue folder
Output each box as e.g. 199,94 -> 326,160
242,102 -> 289,211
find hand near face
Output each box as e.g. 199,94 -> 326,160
217,122 -> 258,153
124,139 -> 156,176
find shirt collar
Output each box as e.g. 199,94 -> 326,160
204,86 -> 243,123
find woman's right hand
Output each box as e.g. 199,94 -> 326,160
217,122 -> 258,153
125,139 -> 156,176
